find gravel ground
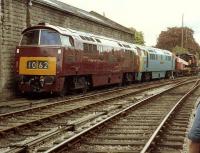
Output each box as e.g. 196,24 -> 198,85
182,97 -> 200,153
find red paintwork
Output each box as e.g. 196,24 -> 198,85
174,56 -> 191,76
16,44 -> 136,93
16,25 -> 138,93
175,57 -> 187,71
179,53 -> 199,74
16,46 -> 64,92
61,46 -> 135,86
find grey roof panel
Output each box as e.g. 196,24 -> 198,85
33,0 -> 134,34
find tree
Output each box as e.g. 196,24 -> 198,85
172,46 -> 187,55
156,27 -> 200,55
129,27 -> 145,45
134,31 -> 145,45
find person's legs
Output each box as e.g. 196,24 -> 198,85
188,140 -> 200,153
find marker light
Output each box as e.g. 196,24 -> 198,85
58,49 -> 61,54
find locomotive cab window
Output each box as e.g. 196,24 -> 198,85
21,30 -> 40,45
40,29 -> 61,45
61,35 -> 74,47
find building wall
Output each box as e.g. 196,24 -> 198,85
0,0 -> 2,97
0,0 -> 27,98
29,2 -> 133,42
0,0 -> 134,98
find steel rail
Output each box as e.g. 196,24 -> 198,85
0,77 -> 195,113
0,79 -> 185,134
5,81 -> 184,153
40,79 -> 198,153
2,79 -> 196,153
140,79 -> 200,153
0,79 -> 178,119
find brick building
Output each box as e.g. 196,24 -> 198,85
0,0 -> 135,98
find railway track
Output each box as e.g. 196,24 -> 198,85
0,76 -> 194,114
37,79 -> 199,153
141,82 -> 200,153
0,78 -> 194,153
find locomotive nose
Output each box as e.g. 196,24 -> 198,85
19,57 -> 57,76
16,48 -> 59,93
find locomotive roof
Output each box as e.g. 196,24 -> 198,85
22,23 -> 173,56
22,23 -> 137,50
136,45 -> 172,56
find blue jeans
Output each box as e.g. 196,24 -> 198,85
188,104 -> 200,142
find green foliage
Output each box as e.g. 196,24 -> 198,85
129,27 -> 145,45
172,46 -> 187,55
134,31 -> 145,45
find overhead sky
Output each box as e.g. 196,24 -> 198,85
58,0 -> 200,46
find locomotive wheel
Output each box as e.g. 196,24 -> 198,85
145,73 -> 150,81
59,80 -> 68,97
60,87 -> 67,97
123,73 -> 132,86
118,82 -> 122,87
146,73 -> 151,81
141,73 -> 146,82
82,80 -> 88,94
142,72 -> 151,82
165,71 -> 171,79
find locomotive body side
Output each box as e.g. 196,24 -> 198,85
16,24 -> 138,94
61,33 -> 137,89
134,46 -> 175,81
16,23 -> 183,95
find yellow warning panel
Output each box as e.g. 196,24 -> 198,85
19,57 -> 57,75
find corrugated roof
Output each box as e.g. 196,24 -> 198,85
90,11 -> 135,34
33,0 -> 134,34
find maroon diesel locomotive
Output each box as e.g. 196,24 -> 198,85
16,23 -> 141,95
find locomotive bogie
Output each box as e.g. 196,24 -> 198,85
17,75 -> 62,93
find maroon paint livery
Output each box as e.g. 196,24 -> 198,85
16,23 -> 138,94
16,23 -> 198,95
